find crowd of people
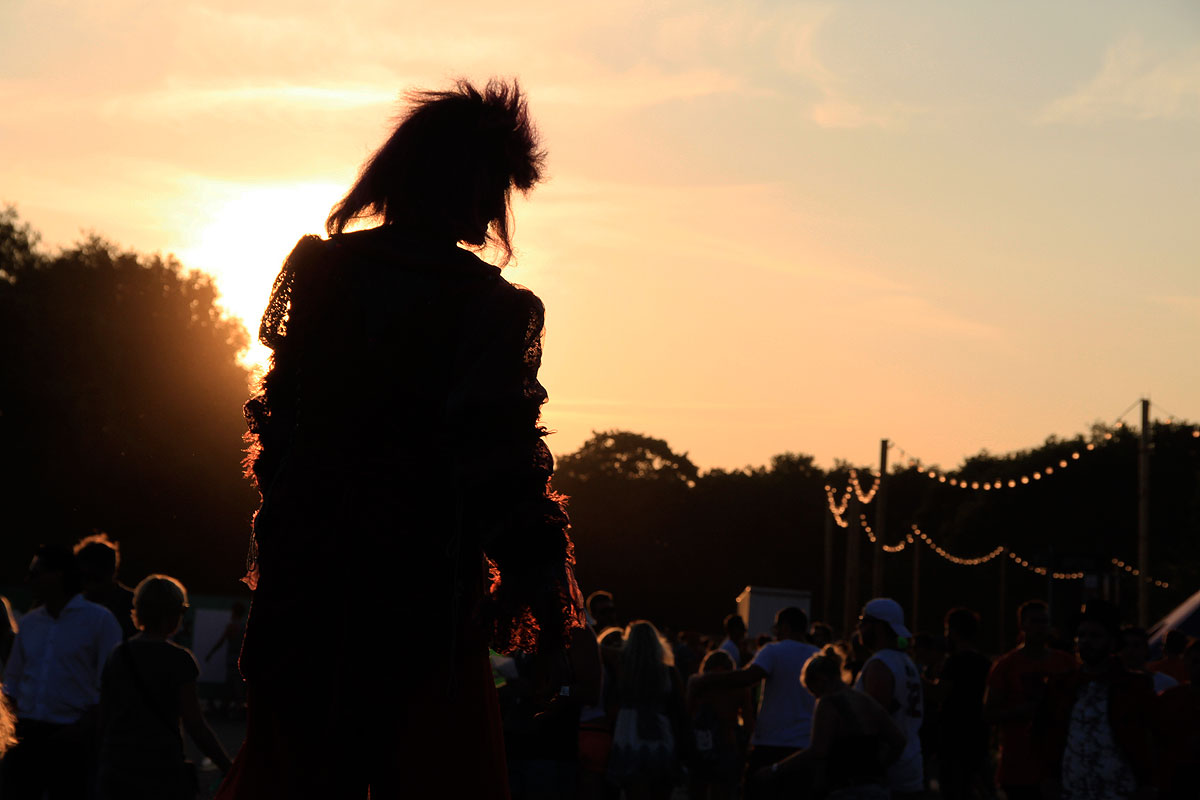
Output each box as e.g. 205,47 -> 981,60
0,535 -> 234,799
0,533 -> 1197,800
496,589 -> 1200,800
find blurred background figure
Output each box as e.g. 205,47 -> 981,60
984,599 -> 1076,800
807,622 -> 834,650
758,645 -> 904,800
1148,629 -> 1190,684
607,620 -> 686,800
588,591 -> 618,633
1118,625 -> 1177,694
204,601 -> 247,719
75,532 -> 137,640
1156,638 -> 1200,800
98,574 -> 232,799
718,614 -> 747,669
2,543 -> 123,799
692,606 -> 817,799
685,649 -> 751,800
853,598 -> 924,800
1038,600 -> 1156,800
935,607 -> 992,800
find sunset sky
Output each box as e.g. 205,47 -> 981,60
4,0 -> 1198,471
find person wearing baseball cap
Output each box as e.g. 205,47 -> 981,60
853,598 -> 925,799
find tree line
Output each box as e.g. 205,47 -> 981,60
2,208 -> 1195,645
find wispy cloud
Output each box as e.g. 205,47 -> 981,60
1040,36 -> 1200,123
100,82 -> 401,119
1150,294 -> 1200,312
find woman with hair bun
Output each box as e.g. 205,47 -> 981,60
217,79 -> 584,800
756,646 -> 905,800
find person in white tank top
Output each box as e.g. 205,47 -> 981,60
852,598 -> 925,798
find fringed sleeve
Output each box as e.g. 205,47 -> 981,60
241,235 -> 332,589
448,283 -> 585,653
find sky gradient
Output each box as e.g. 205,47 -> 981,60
4,0 -> 1198,471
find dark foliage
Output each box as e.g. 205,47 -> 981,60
0,207 -> 257,597
554,424 -> 1200,649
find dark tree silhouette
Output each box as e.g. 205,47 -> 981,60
556,429 -> 700,486
555,425 -> 1198,642
0,207 -> 257,596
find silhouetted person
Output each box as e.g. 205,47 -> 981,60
686,649 -> 753,800
1119,625 -> 1177,693
216,79 -> 583,800
588,590 -> 618,632
757,646 -> 905,800
717,613 -> 747,667
205,601 -> 247,718
1037,601 -> 1157,800
75,532 -> 137,639
984,599 -> 1076,800
936,607 -> 992,800
691,606 -> 818,799
98,574 -> 232,798
853,598 -> 924,800
1157,638 -> 1200,800
505,624 -> 601,800
1148,628 -> 1190,684
2,543 -> 123,799
807,621 -> 834,649
607,621 -> 687,800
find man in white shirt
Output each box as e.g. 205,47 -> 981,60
691,606 -> 818,798
2,543 -> 123,799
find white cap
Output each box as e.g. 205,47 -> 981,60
862,597 -> 912,639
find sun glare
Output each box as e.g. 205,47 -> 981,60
174,181 -> 346,376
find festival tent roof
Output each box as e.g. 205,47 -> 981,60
1148,587 -> 1200,648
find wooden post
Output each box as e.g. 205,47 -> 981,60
843,495 -> 861,637
911,535 -> 921,634
823,508 -> 834,624
1138,398 -> 1151,627
872,440 -> 888,597
998,550 -> 1008,653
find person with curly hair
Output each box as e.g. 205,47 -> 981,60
216,78 -> 584,800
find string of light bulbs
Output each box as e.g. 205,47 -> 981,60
858,514 -> 909,552
891,439 -> 1110,492
1111,558 -> 1170,589
909,525 -> 1005,565
824,484 -> 851,528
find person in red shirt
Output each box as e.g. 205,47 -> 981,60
1157,638 -> 1200,800
983,600 -> 1076,800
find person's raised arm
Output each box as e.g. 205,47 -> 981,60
689,663 -> 768,699
180,682 -> 233,772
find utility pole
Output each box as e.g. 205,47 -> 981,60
872,440 -> 888,597
911,536 -> 921,634
823,507 -> 834,624
998,550 -> 1008,653
1138,397 -> 1151,627
843,495 -> 861,636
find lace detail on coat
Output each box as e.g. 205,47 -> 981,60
241,232 -> 583,650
